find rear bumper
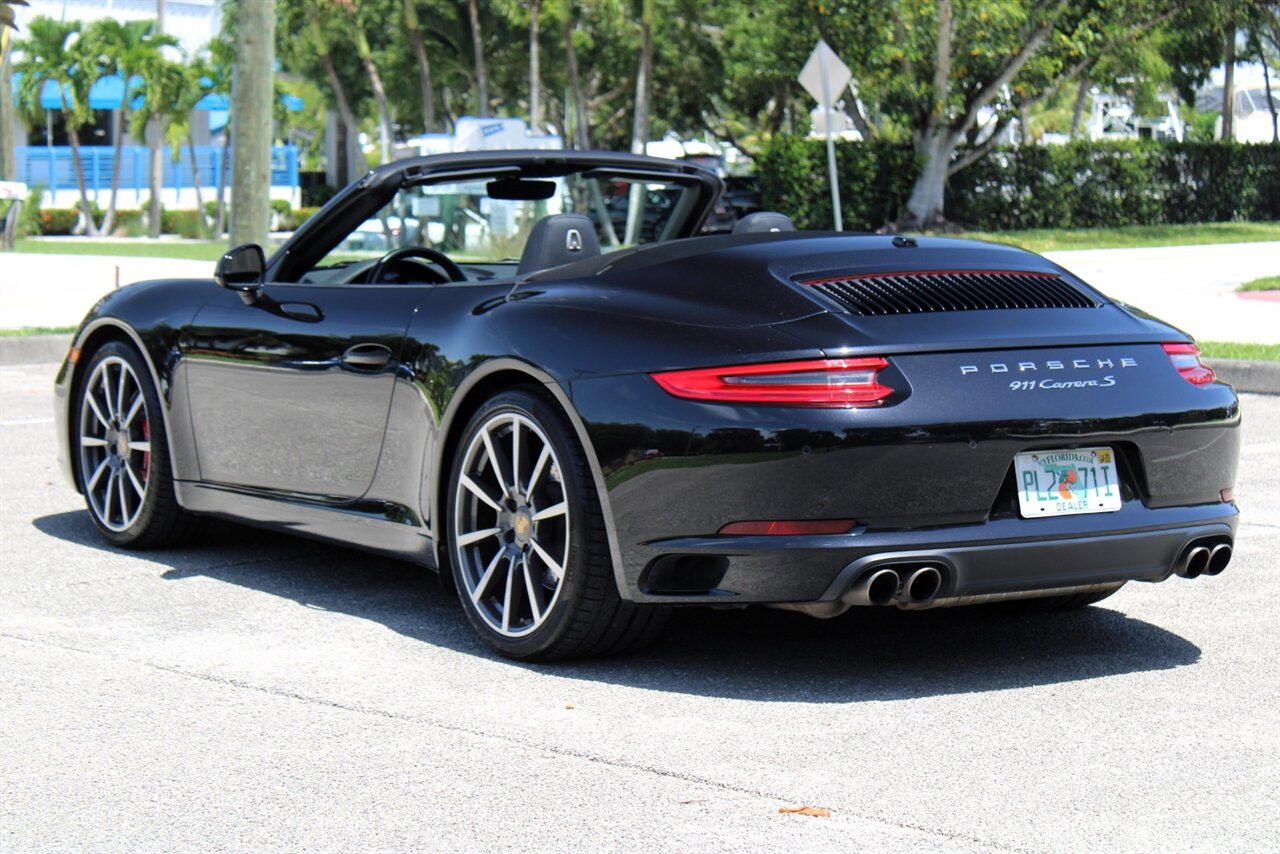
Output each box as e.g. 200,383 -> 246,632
625,500 -> 1238,605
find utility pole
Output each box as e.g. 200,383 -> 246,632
229,0 -> 275,247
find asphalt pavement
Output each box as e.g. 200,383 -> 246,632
2,361 -> 1278,852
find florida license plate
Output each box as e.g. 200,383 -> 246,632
1013,447 -> 1122,518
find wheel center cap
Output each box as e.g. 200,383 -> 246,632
116,432 -> 130,457
513,509 -> 533,544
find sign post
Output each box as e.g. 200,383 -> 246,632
799,40 -> 852,232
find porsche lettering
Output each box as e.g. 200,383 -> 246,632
961,357 -> 1137,375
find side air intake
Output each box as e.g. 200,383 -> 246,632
800,270 -> 1100,316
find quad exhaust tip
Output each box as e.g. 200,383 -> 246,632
849,568 -> 901,607
900,565 -> 943,604
1174,539 -> 1232,579
845,563 -> 947,607
1205,543 -> 1232,576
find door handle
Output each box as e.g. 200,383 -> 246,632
341,343 -> 393,369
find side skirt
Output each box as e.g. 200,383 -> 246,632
175,480 -> 436,567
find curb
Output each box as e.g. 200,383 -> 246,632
0,334 -> 72,366
1207,358 -> 1280,396
1,334 -> 1277,395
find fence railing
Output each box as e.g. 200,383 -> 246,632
14,145 -> 300,197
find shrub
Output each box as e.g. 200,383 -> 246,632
112,209 -> 144,236
160,209 -> 209,239
37,208 -> 81,235
758,138 -> 1280,230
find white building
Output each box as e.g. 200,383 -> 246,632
10,0 -> 220,55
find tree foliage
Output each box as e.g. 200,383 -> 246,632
7,0 -> 1274,231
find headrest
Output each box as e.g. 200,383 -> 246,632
517,213 -> 601,275
732,211 -> 796,234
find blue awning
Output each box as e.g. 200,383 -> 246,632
14,73 -> 303,113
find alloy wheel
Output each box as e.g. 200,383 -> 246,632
453,412 -> 570,638
78,355 -> 152,532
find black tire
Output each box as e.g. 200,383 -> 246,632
74,341 -> 194,549
997,584 -> 1125,612
446,389 -> 667,661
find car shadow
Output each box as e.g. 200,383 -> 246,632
34,511 -> 1202,703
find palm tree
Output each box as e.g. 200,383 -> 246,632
13,16 -> 100,235
82,18 -> 178,234
402,0 -> 435,132
1,2 -> 30,181
198,39 -> 233,237
344,1 -> 393,164
293,0 -> 367,177
134,55 -> 196,232
467,0 -> 489,115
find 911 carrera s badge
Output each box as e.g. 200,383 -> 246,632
1013,447 -> 1122,517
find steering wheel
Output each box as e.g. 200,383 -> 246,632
368,246 -> 466,284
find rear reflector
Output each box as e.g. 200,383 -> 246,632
718,519 -> 856,536
1163,343 -> 1216,385
1220,488 -> 1234,503
650,358 -> 892,408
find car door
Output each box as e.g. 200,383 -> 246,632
182,280 -> 428,500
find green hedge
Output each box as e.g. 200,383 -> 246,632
758,138 -> 1280,230
758,136 -> 918,231
160,209 -> 209,239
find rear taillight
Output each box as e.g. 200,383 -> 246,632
1162,343 -> 1216,385
650,358 -> 892,408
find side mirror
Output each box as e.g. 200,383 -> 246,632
215,244 -> 265,304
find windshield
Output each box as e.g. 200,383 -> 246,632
317,172 -> 698,268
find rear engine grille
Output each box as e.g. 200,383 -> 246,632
801,270 -> 1100,316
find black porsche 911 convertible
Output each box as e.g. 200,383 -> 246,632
54,150 -> 1240,660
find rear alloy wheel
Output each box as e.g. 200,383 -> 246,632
76,342 -> 192,548
448,390 -> 667,660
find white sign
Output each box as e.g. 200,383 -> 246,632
798,40 -> 851,232
799,40 -> 851,107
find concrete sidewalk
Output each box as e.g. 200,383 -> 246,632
1044,241 -> 1278,344
0,241 -> 1276,342
0,254 -> 212,330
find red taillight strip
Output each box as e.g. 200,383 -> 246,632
1162,343 -> 1216,385
797,269 -> 1062,286
650,358 -> 892,408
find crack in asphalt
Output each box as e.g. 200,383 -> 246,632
0,630 -> 1032,854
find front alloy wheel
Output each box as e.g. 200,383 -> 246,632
75,341 -> 192,548
79,354 -> 152,533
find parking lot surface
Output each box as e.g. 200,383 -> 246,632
2,361 -> 1278,852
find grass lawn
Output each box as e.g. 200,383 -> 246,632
13,238 -> 230,261
0,326 -> 78,337
1237,275 -> 1280,292
10,221 -> 1279,261
1197,341 -> 1280,361
956,222 -> 1280,253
